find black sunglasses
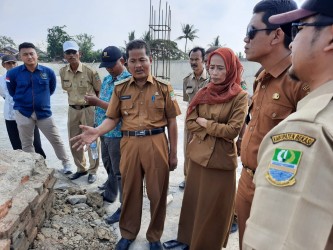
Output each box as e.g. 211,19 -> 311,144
65,50 -> 77,55
246,26 -> 276,40
291,22 -> 333,40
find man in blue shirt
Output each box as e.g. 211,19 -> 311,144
85,46 -> 131,224
6,42 -> 72,173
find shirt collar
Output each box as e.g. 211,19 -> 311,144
113,69 -> 131,81
191,68 -> 208,80
129,74 -> 155,85
66,62 -> 83,73
264,54 -> 292,79
21,64 -> 41,72
298,80 -> 333,110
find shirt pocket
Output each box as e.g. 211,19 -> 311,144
120,100 -> 134,119
39,79 -> 49,89
62,79 -> 72,91
264,102 -> 294,122
150,96 -> 165,121
77,79 -> 89,94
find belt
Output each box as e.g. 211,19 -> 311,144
243,165 -> 256,177
122,127 -> 165,137
69,105 -> 91,110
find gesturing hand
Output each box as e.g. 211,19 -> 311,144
70,125 -> 99,151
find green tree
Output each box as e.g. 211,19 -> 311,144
210,36 -> 221,47
75,33 -> 95,62
0,36 -> 16,48
141,31 -> 152,45
177,24 -> 199,53
47,25 -> 71,60
150,39 -> 185,60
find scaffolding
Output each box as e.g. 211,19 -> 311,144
149,0 -> 171,80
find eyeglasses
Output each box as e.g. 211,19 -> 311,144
291,22 -> 333,40
246,26 -> 276,40
65,50 -> 77,55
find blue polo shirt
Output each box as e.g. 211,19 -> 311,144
95,70 -> 131,138
6,64 -> 56,119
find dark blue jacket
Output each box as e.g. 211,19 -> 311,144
6,64 -> 56,119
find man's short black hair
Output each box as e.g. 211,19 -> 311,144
253,0 -> 298,49
188,46 -> 205,59
19,42 -> 36,51
126,39 -> 151,59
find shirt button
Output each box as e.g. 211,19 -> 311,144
256,106 -> 260,110
210,147 -> 214,150
140,102 -> 143,105
250,126 -> 253,131
261,85 -> 266,89
272,113 -> 277,118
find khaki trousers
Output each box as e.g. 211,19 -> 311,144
15,111 -> 70,166
119,133 -> 169,242
235,168 -> 255,249
68,106 -> 99,174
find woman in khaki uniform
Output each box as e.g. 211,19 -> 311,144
164,47 -> 248,250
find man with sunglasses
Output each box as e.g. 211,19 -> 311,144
60,40 -> 101,183
235,0 -> 309,248
242,0 -> 333,249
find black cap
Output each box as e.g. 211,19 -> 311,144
99,46 -> 122,68
269,0 -> 333,25
2,55 -> 17,63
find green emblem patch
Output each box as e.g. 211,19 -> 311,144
265,148 -> 302,187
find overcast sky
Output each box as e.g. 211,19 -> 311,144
0,0 -> 304,54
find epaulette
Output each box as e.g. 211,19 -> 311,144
183,72 -> 192,80
154,76 -> 169,85
115,76 -> 131,86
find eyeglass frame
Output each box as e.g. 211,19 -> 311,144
246,26 -> 276,40
64,50 -> 78,55
291,22 -> 333,40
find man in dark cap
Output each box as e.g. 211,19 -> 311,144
243,0 -> 333,249
84,46 -> 131,224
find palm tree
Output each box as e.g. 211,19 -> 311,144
124,30 -> 136,47
177,24 -> 199,53
210,36 -> 221,47
141,31 -> 152,45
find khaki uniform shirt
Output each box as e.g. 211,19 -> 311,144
241,55 -> 309,170
186,91 -> 248,170
106,75 -> 181,131
183,69 -> 208,102
60,62 -> 101,105
243,80 -> 333,250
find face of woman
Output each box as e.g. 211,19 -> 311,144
208,54 -> 227,85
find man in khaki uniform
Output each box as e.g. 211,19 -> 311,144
180,46 -> 208,189
235,1 -> 309,247
243,0 -> 333,249
60,40 -> 101,183
71,39 -> 180,250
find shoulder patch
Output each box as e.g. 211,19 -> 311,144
115,76 -> 131,86
265,148 -> 302,187
154,77 -> 169,85
183,72 -> 192,80
271,132 -> 316,147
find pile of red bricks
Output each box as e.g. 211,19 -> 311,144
0,150 -> 56,250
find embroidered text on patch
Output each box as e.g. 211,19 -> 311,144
271,132 -> 316,147
265,148 -> 302,187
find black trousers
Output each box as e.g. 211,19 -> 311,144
5,119 -> 46,158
